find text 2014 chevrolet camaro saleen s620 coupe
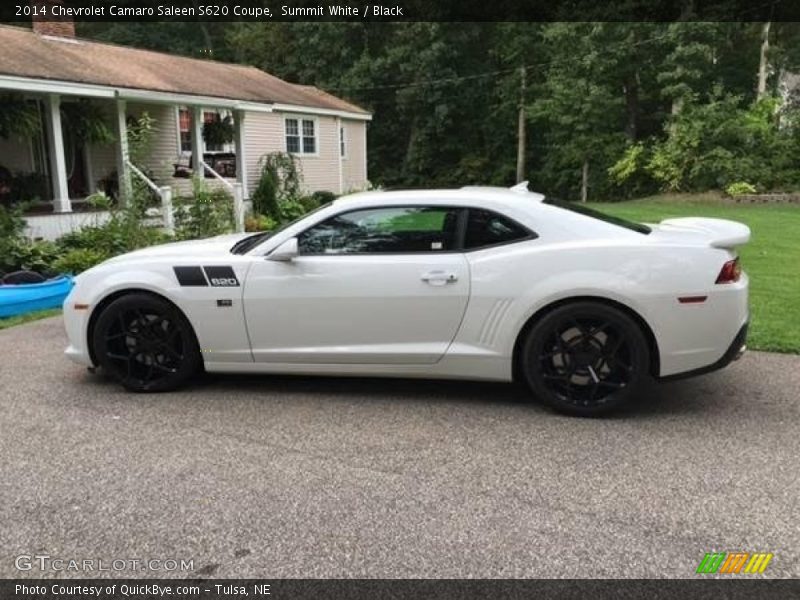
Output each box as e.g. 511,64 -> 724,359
63,184 -> 750,416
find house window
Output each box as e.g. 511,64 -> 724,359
285,117 -> 317,154
339,125 -> 346,158
179,108 -> 192,153
178,108 -> 233,154
285,118 -> 300,153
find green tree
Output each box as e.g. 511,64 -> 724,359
530,23 -> 627,201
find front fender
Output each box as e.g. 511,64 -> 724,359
65,259 -> 254,366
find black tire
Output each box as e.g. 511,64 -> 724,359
92,293 -> 201,392
521,301 -> 650,417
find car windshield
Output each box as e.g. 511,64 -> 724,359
230,202 -> 333,254
543,198 -> 651,235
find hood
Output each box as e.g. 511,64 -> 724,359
104,232 -> 252,264
647,217 -> 751,249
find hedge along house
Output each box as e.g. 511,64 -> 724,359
0,13 -> 371,240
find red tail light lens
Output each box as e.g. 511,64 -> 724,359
716,257 -> 741,284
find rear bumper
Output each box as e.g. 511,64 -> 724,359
659,321 -> 748,382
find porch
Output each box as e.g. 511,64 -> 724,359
0,90 -> 248,240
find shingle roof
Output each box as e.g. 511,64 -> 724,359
0,25 -> 369,115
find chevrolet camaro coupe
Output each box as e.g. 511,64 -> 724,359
63,184 -> 750,416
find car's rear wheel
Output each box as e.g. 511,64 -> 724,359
92,293 -> 201,392
521,301 -> 650,416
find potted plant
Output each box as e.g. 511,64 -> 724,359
203,115 -> 235,147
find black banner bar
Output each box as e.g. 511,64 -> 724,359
2,0 -> 800,23
2,579 -> 800,600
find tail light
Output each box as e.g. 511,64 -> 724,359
716,257 -> 741,284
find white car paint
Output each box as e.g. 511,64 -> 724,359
63,186 -> 749,382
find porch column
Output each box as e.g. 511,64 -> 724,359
45,95 -> 71,213
234,109 -> 248,198
114,99 -> 131,204
83,145 -> 96,194
191,106 -> 204,180
336,116 -> 344,194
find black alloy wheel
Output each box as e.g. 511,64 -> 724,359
521,301 -> 650,416
92,293 -> 201,392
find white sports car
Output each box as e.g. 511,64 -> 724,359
63,184 -> 750,416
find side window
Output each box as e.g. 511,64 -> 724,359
464,208 -> 531,250
298,207 -> 461,255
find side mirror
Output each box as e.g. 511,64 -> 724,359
267,237 -> 299,262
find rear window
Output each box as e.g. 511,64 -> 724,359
464,209 -> 532,249
543,199 -> 651,235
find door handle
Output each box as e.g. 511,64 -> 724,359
421,270 -> 458,286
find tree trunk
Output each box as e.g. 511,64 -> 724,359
757,21 -> 771,99
516,66 -> 527,183
671,97 -> 684,116
581,160 -> 589,203
403,116 -> 419,176
668,97 -> 684,135
624,71 -> 639,141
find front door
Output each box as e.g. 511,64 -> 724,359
243,205 -> 470,365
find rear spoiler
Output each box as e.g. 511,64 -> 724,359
659,217 -> 751,249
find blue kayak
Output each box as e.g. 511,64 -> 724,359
0,276 -> 74,318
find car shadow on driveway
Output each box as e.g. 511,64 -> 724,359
187,370 -> 726,420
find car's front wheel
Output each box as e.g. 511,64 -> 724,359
92,293 -> 201,392
521,301 -> 650,416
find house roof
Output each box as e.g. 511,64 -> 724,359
0,25 -> 369,117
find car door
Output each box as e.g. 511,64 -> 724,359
243,205 -> 470,364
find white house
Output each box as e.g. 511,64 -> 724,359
0,15 -> 371,239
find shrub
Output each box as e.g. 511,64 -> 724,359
126,112 -> 155,165
309,190 -> 337,206
648,93 -> 798,192
57,201 -> 168,257
607,92 -> 800,195
1,238 -> 59,275
725,181 -> 757,196
0,204 -> 60,275
54,190 -> 170,273
278,199 -> 307,222
0,203 -> 25,241
245,213 -> 278,232
52,248 -> 108,275
173,180 -> 234,241
251,152 -> 302,222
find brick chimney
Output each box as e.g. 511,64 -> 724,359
31,0 -> 75,39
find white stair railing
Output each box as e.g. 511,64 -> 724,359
200,160 -> 245,233
126,160 -> 174,235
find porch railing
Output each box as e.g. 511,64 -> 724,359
126,160 -> 174,235
200,160 -> 245,233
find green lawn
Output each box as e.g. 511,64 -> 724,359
587,195 -> 800,354
0,309 -> 61,331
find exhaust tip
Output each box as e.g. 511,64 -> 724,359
734,344 -> 747,361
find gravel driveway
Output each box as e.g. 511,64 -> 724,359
1,317 -> 798,578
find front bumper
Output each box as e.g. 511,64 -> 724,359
660,321 -> 748,382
